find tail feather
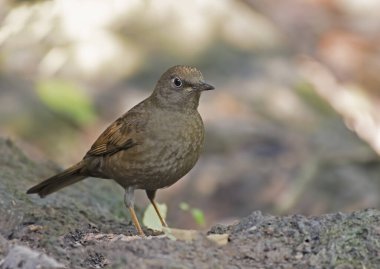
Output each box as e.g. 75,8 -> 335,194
27,162 -> 87,198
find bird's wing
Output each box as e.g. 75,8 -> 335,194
85,113 -> 143,157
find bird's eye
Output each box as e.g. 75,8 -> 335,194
172,77 -> 182,88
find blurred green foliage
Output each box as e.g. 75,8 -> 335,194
179,202 -> 206,227
295,81 -> 336,117
36,79 -> 96,126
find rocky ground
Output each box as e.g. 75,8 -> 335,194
0,138 -> 379,269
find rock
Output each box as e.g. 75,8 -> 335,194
0,246 -> 64,269
0,137 -> 378,268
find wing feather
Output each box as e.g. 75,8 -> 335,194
86,116 -> 139,157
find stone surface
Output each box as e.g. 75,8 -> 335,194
1,246 -> 64,269
0,138 -> 378,269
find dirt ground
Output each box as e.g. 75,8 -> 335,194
0,138 -> 379,269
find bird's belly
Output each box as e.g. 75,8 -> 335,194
103,134 -> 203,190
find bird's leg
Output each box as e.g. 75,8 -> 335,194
124,186 -> 145,236
146,190 -> 168,227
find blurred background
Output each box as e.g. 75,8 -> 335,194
1,0 -> 380,229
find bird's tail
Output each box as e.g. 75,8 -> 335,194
27,161 -> 87,198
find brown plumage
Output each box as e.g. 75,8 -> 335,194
27,65 -> 214,236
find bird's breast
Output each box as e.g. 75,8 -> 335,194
104,110 -> 205,190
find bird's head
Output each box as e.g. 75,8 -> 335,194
152,65 -> 214,111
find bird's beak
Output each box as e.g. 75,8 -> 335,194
194,82 -> 215,92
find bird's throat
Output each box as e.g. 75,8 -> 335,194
151,91 -> 200,112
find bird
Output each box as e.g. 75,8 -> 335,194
27,65 -> 214,236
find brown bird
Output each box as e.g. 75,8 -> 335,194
27,65 -> 214,236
